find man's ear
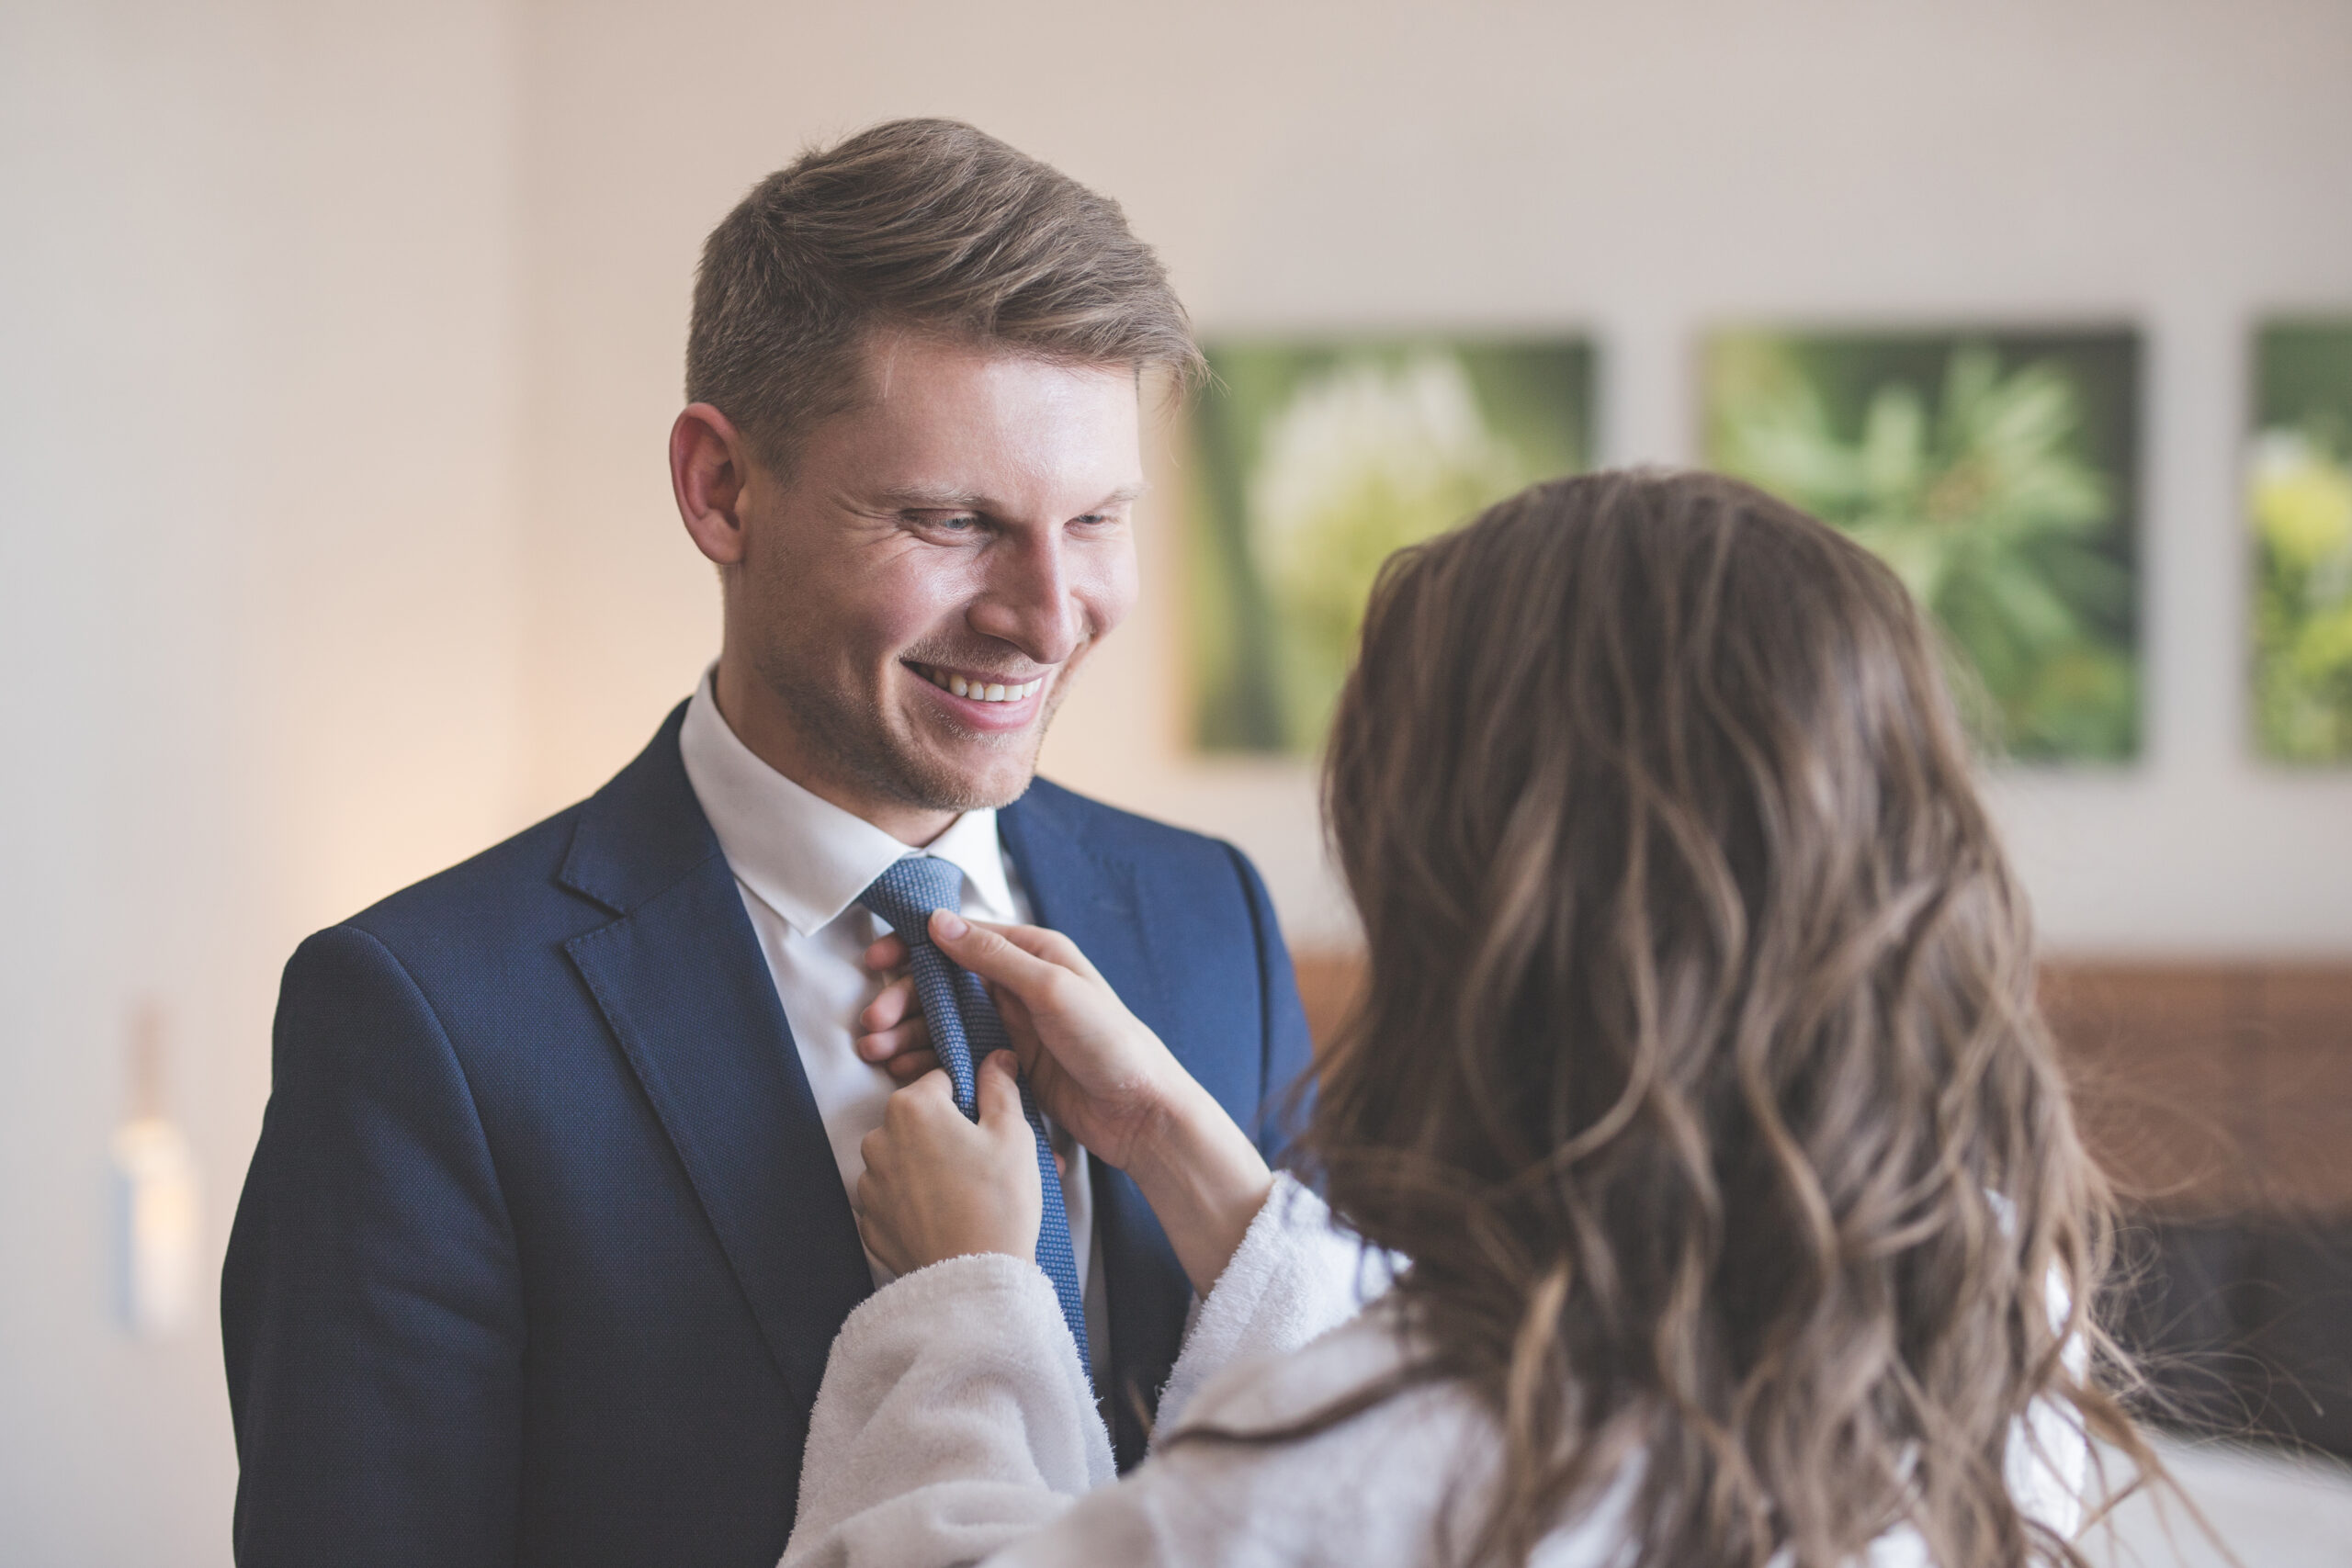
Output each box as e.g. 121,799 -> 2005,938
671,403 -> 758,567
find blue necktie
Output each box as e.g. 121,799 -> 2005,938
857,856 -> 1091,1384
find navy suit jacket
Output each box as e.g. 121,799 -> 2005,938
222,705 -> 1314,1567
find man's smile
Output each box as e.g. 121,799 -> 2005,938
906,660 -> 1048,705
898,658 -> 1058,728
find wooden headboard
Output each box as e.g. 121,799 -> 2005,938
1288,953 -> 2352,1220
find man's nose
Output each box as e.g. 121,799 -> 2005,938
969,532 -> 1082,665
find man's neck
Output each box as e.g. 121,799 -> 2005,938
709,660 -> 956,848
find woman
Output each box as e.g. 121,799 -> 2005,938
786,470 -> 2153,1568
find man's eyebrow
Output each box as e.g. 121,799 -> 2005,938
872,483 -> 989,510
869,481 -> 1150,513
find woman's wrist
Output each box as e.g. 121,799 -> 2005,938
1125,1077 -> 1275,1298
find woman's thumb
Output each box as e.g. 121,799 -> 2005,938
931,909 -> 1028,986
976,1049 -> 1024,1128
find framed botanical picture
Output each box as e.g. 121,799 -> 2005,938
1185,337 -> 1595,754
1704,329 -> 2142,762
2250,319 -> 2352,764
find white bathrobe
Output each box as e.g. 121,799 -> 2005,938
782,1177 -> 2089,1568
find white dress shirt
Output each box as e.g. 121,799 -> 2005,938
676,671 -> 1105,1382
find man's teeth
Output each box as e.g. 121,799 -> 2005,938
918,666 -> 1044,703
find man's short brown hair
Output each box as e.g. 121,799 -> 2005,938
687,118 -> 1203,474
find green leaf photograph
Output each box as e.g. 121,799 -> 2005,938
1704,329 -> 2142,763
1185,339 -> 1594,754
2251,320 -> 2352,765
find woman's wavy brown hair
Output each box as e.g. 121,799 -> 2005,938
1293,469 -> 2152,1566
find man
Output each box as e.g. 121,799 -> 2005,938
222,118 -> 1314,1568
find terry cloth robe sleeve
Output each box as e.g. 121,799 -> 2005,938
780,1173 -> 1372,1568
1150,1176 -> 1387,1432
782,1172 -> 2090,1568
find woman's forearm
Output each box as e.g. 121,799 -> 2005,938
1123,1080 -> 1276,1297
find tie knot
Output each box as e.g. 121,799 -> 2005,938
856,855 -> 967,939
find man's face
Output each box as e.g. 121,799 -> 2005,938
724,333 -> 1144,826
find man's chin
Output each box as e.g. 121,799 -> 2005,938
882,735 -> 1044,815
868,675 -> 1079,813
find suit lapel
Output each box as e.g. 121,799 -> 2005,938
999,784 -> 1167,1029
559,706 -> 871,1410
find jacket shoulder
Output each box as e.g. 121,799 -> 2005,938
334,801 -> 597,961
326,701 -> 703,965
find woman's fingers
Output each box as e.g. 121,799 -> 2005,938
929,911 -> 1077,1006
862,1066 -> 955,1162
857,1059 -> 1042,1271
883,1050 -> 940,1085
976,1052 -> 1063,1179
859,972 -> 917,1032
857,973 -> 939,1080
854,1013 -> 930,1063
985,921 -> 1104,984
873,919 -> 1102,1056
976,1049 -> 1025,1132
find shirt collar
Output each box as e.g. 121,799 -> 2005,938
677,669 -> 1012,936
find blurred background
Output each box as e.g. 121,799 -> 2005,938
3,0 -> 2349,1562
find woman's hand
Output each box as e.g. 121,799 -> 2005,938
855,1051 -> 1041,1277
951,915 -> 1189,1170
877,912 -> 1276,1297
857,919 -> 1180,1166
853,947 -> 941,1086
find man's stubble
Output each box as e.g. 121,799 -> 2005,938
747,637 -> 1082,817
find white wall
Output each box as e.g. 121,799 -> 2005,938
5,1 -> 2350,1562
0,1 -> 523,1561
512,0 -> 2352,956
